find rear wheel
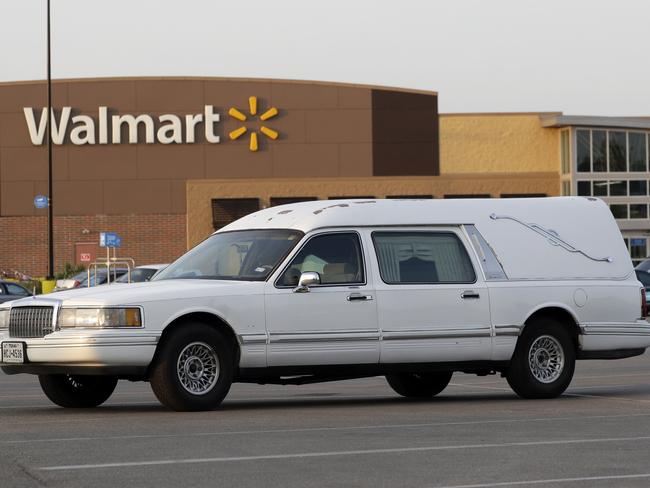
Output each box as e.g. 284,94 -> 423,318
149,323 -> 234,411
38,374 -> 117,408
506,318 -> 575,399
386,372 -> 453,398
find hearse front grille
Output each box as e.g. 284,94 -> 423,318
9,307 -> 55,338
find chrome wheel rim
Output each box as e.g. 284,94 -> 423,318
176,342 -> 220,395
528,335 -> 564,384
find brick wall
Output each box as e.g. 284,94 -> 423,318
0,214 -> 186,277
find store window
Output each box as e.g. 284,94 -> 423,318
592,130 -> 607,172
609,204 -> 628,219
577,181 -> 591,196
629,132 -> 648,172
386,195 -> 434,199
576,129 -> 591,172
609,180 -> 627,196
211,198 -> 260,230
328,196 -> 375,200
609,132 -> 627,172
270,197 -> 318,207
575,129 -> 649,174
629,238 -> 648,266
630,204 -> 649,219
630,180 -> 648,196
444,194 -> 491,199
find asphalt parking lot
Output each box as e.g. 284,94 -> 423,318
3,354 -> 650,488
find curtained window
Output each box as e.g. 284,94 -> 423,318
373,232 -> 475,284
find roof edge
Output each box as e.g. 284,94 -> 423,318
0,76 -> 437,96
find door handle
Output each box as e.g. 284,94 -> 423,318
347,293 -> 373,302
461,290 -> 480,299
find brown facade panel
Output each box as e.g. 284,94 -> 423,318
204,81 -> 272,105
0,112 -> 34,147
1,181 -> 36,216
0,147 -> 67,182
136,144 -> 205,179
67,80 -> 137,111
339,143 -> 373,177
204,145 -> 273,179
337,87 -> 372,109
54,181 -> 105,215
371,89 -> 439,176
102,180 -> 174,215
135,80 -> 205,111
0,82 -> 68,113
271,144 -> 340,178
270,83 -> 338,109
372,142 -> 438,176
67,145 -> 138,181
305,110 -> 372,143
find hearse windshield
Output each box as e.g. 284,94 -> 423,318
153,229 -> 303,282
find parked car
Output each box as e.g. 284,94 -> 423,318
54,268 -> 128,291
635,260 -> 650,303
0,281 -> 32,304
114,264 -> 168,283
2,197 -> 649,411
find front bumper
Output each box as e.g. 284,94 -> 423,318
0,328 -> 159,376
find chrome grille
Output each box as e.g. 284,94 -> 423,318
9,307 -> 54,338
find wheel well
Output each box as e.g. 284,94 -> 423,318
524,307 -> 580,347
148,312 -> 241,377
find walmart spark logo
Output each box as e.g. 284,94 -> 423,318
228,97 -> 279,152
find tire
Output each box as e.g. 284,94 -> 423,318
149,323 -> 234,411
506,318 -> 576,399
38,374 -> 117,408
386,372 -> 453,398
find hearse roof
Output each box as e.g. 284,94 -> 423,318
221,197 -> 633,280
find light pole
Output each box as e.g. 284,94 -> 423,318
46,0 -> 54,279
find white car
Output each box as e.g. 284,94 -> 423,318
1,197 -> 649,411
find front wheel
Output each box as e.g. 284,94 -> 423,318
506,319 -> 576,399
386,372 -> 453,398
38,374 -> 118,408
149,323 -> 234,411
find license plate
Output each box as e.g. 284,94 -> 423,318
2,342 -> 25,364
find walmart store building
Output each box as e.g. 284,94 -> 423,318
0,77 -> 649,276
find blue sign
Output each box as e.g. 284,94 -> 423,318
34,195 -> 48,209
99,232 -> 122,248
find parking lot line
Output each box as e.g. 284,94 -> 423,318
39,435 -> 650,471
434,472 -> 650,487
5,412 -> 650,445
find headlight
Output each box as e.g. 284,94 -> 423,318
58,308 -> 142,328
0,309 -> 9,329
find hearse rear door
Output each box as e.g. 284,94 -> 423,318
368,227 -> 493,364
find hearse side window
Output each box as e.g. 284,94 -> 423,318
278,233 -> 364,286
372,232 -> 476,284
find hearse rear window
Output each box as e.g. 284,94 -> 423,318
372,232 -> 475,284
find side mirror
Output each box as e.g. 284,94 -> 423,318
293,271 -> 321,293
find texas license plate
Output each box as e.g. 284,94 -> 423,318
2,342 -> 25,364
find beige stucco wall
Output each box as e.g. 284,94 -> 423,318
440,113 -> 561,173
186,174 -> 559,247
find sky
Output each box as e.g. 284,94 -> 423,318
1,0 -> 649,116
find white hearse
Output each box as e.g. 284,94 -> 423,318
1,197 -> 649,411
